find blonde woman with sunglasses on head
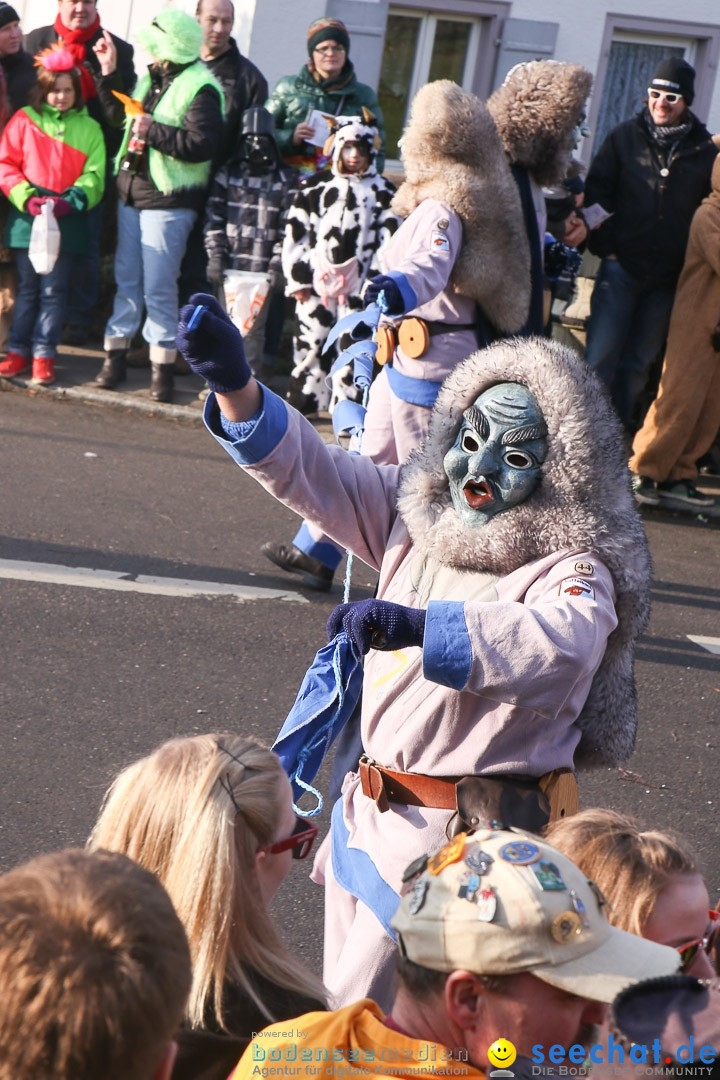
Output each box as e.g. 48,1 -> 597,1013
546,808 -> 718,979
88,733 -> 327,1080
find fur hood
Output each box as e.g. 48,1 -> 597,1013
397,337 -> 651,767
392,80 -> 530,333
487,62 -> 593,186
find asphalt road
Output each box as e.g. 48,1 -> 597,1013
1,389 -> 718,978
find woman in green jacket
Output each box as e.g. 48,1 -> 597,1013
266,18 -> 385,176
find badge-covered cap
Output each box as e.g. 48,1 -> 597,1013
391,828 -> 679,1003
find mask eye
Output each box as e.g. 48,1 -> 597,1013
461,432 -> 480,454
504,449 -> 535,470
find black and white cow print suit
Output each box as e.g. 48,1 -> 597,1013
282,116 -> 400,414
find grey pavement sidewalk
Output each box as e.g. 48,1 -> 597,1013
0,340 -> 335,439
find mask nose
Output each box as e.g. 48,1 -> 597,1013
467,442 -> 499,477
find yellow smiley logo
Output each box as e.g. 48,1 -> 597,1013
487,1039 -> 517,1069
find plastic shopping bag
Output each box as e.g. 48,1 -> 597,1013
223,269 -> 269,335
28,202 -> 61,276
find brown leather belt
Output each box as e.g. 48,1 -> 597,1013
359,757 -> 459,812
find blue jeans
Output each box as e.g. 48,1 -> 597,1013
9,249 -> 73,358
104,202 -> 196,364
585,258 -> 675,428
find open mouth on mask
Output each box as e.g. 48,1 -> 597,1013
463,479 -> 494,508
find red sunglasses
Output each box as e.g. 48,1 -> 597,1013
265,814 -> 318,861
677,909 -> 720,972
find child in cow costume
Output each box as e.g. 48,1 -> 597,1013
176,286 -> 651,1009
282,109 -> 399,416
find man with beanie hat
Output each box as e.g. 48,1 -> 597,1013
266,17 -> 385,176
0,4 -> 34,115
228,830 -> 679,1079
584,56 -> 717,433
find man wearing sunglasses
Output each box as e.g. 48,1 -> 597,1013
584,57 -> 717,434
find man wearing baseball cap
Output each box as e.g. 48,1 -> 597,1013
228,829 -> 679,1079
584,56 -> 717,445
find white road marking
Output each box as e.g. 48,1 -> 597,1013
687,635 -> 720,656
0,558 -> 307,604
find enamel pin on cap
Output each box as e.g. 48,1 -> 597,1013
476,886 -> 497,922
498,840 -> 541,865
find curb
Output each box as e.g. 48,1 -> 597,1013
0,371 -> 337,441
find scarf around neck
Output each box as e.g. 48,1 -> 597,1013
53,12 -> 100,100
305,57 -> 355,95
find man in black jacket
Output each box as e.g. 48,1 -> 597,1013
197,0 -> 268,169
25,0 -> 136,343
584,58 -> 717,430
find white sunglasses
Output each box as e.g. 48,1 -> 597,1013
648,88 -> 683,105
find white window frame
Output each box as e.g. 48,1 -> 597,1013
383,8 -> 484,171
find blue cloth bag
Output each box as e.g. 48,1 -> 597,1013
272,631 -> 363,816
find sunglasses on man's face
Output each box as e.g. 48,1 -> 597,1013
265,814 -> 319,860
648,88 -> 683,105
677,909 -> 720,972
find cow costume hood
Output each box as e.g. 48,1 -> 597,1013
391,79 -> 531,333
397,337 -> 651,767
488,61 -> 593,186
325,110 -> 380,178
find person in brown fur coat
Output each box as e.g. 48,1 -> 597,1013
629,153 -> 720,510
487,60 -> 593,332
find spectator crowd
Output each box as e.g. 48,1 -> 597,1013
1,5 -> 719,1080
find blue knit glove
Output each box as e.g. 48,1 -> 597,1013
327,599 -> 426,655
364,275 -> 404,315
176,292 -> 251,393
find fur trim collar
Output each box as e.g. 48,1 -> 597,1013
392,80 -> 530,333
397,337 -> 651,767
488,62 -> 593,186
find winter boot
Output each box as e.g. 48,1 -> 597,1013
95,349 -> 127,390
150,362 -> 174,403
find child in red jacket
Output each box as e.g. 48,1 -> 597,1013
0,47 -> 104,385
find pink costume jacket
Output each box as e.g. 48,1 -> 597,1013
203,338 -> 650,1007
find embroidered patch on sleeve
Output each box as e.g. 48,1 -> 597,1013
431,229 -> 450,252
558,577 -> 596,600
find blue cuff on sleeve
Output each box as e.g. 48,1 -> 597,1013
202,384 -> 289,465
386,271 -> 417,315
423,600 -> 472,690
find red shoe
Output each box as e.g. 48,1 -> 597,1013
31,356 -> 56,385
0,351 -> 30,377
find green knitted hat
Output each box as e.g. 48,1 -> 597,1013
136,9 -> 202,65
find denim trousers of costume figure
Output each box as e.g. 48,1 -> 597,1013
9,250 -> 73,358
585,258 -> 675,428
104,202 -> 196,359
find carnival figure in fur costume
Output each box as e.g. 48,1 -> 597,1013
176,291 -> 651,1012
487,60 -> 593,331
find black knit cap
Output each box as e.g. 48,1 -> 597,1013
306,17 -> 350,57
0,3 -> 19,29
649,57 -> 695,105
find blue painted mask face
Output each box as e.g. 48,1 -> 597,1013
443,383 -> 548,527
